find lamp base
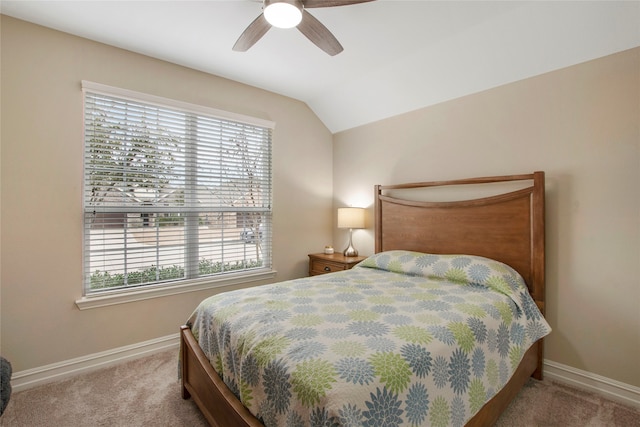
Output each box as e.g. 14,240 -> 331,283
343,228 -> 358,257
343,245 -> 359,257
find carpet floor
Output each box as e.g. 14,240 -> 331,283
1,348 -> 638,426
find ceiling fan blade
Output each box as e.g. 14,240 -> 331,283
297,10 -> 343,56
303,0 -> 375,8
233,14 -> 271,52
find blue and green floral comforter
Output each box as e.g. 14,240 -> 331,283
188,250 -> 551,427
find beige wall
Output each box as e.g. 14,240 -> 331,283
333,47 -> 640,387
0,16 -> 334,371
2,14 -> 639,391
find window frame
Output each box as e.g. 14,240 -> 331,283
76,81 -> 276,310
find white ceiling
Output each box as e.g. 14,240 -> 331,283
2,1 -> 639,133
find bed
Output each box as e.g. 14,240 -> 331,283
180,171 -> 549,426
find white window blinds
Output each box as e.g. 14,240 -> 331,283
83,82 -> 273,295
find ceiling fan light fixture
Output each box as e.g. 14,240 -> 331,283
263,0 -> 303,29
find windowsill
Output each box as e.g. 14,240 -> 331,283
75,269 -> 277,310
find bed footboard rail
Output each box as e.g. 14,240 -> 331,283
180,325 -> 261,427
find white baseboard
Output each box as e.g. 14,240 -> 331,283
10,339 -> 640,412
544,359 -> 640,409
11,333 -> 180,393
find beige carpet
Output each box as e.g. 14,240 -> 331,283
1,348 -> 638,426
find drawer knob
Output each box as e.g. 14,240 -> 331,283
324,266 -> 331,271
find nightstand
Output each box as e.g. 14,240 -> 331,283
308,253 -> 367,276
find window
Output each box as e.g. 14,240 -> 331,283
81,81 -> 273,302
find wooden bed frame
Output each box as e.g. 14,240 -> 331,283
181,171 -> 546,427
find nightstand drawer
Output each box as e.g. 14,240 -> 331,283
310,259 -> 347,275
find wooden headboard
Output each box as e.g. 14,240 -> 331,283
375,172 -> 545,314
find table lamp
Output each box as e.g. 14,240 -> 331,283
337,207 -> 365,257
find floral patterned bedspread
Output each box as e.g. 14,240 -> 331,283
187,250 -> 551,427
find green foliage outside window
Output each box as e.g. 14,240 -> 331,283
90,258 -> 264,290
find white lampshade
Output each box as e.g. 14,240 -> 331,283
264,0 -> 303,29
337,207 -> 365,229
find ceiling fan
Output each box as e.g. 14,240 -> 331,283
233,0 -> 376,56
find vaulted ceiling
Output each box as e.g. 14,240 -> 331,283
2,1 -> 639,133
